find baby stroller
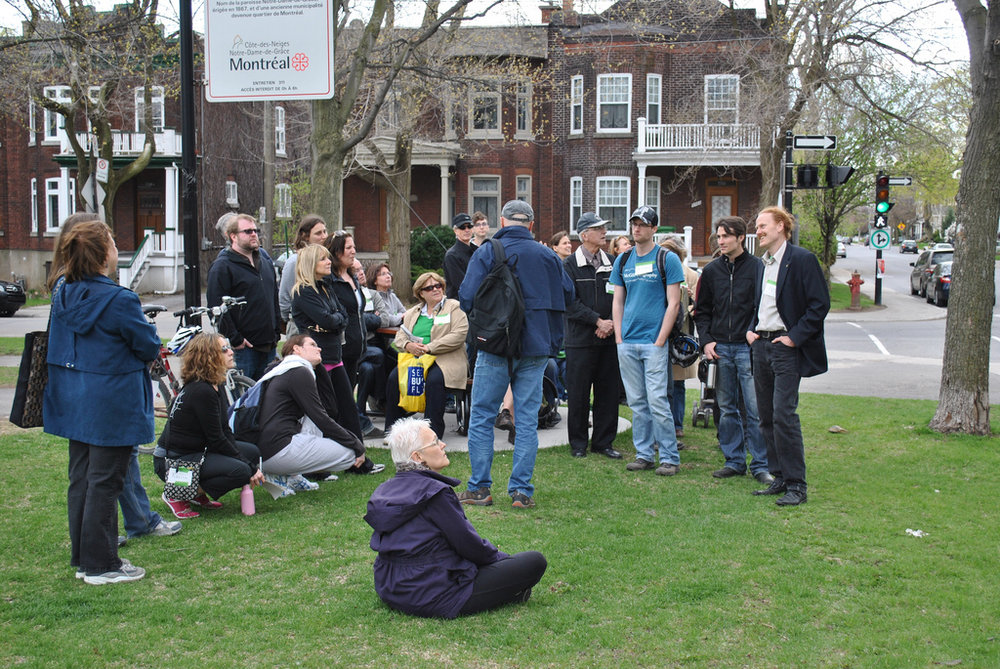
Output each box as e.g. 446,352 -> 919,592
691,359 -> 717,428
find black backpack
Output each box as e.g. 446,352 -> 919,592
619,246 -> 686,338
227,378 -> 270,444
468,238 -> 526,360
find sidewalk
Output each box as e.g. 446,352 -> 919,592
827,267 -> 947,323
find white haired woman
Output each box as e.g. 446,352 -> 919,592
363,417 -> 547,618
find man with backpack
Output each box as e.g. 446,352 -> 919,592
458,200 -> 575,509
611,206 -> 685,476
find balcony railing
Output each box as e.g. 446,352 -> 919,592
58,128 -> 182,157
637,117 -> 760,154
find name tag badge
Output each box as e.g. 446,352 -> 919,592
605,282 -> 615,294
764,279 -> 777,297
433,313 -> 451,325
634,261 -> 654,276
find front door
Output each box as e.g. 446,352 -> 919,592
704,181 -> 738,255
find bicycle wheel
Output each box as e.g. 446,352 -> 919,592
226,373 -> 255,404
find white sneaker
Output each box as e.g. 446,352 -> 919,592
288,474 -> 319,492
82,559 -> 146,585
261,474 -> 296,499
150,519 -> 183,536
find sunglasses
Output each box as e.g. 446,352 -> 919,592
456,223 -> 473,230
420,283 -> 444,292
238,228 -> 261,235
220,344 -> 232,352
332,230 -> 350,237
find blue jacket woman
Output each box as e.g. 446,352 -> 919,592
44,220 -> 161,586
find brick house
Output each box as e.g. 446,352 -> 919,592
344,0 -> 767,259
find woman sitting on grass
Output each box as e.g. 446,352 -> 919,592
364,417 -> 547,619
154,333 -> 264,518
256,334 -> 382,498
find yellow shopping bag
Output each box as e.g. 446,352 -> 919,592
397,352 -> 437,413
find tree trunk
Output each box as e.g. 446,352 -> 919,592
386,134 -> 413,297
310,98 -> 346,228
930,0 -> 999,434
759,132 -> 783,211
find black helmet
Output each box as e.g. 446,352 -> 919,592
670,334 -> 700,367
629,205 -> 658,228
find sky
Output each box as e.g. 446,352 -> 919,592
0,0 -> 968,63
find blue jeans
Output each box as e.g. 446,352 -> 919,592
715,342 -> 768,474
234,346 -> 277,381
617,342 -> 679,465
669,380 -> 685,431
466,352 -> 548,497
118,446 -> 164,538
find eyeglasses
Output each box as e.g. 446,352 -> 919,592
415,438 -> 444,453
456,223 -> 472,230
420,283 -> 444,293
220,345 -> 232,352
473,221 -> 489,227
238,228 -> 260,235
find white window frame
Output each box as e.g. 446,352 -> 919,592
570,177 -> 583,229
45,178 -> 63,233
570,75 -> 583,135
645,176 -> 661,218
43,85 -> 71,144
28,99 -> 36,146
469,176 -> 500,223
646,74 -> 662,125
468,83 -> 501,139
275,183 -> 292,219
225,180 -> 239,208
134,85 -> 165,133
596,73 -> 631,133
596,177 -> 630,232
30,178 -> 38,234
275,105 -> 286,156
516,175 -> 531,204
705,74 -> 739,124
515,82 -> 532,138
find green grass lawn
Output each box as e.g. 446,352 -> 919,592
829,282 -> 875,311
1,394 -> 998,667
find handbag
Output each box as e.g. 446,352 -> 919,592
9,330 -> 49,428
163,451 -> 206,502
396,352 -> 437,413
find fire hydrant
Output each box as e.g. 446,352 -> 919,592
847,271 -> 865,310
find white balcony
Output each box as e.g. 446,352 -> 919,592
57,128 -> 182,157
635,117 -> 761,167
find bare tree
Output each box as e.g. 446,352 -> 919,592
930,0 -> 999,435
1,0 -> 173,228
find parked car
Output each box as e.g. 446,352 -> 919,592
0,279 -> 27,316
926,261 -> 952,307
910,246 -> 954,297
836,241 -> 847,258
900,239 -> 918,254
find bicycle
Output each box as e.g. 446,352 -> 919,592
143,295 -> 256,420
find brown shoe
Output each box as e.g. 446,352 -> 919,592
625,458 -> 655,471
655,463 -> 679,476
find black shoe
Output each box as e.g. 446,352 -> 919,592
363,427 -> 385,440
507,426 -> 516,445
752,479 -> 788,496
571,450 -> 587,458
712,467 -> 744,479
495,409 -> 514,431
677,441 -> 686,451
592,447 -> 623,460
753,471 -> 775,485
775,489 -> 807,506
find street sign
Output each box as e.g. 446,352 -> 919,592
793,135 -> 837,150
897,223 -> 906,231
887,177 -> 913,186
79,176 -> 106,212
870,229 -> 891,250
873,214 -> 889,229
95,158 -> 110,183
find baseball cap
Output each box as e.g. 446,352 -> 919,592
576,212 -> 609,234
452,213 -> 473,228
500,199 -> 534,223
629,206 -> 659,228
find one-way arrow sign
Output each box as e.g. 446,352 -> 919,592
793,135 -> 837,150
887,177 -> 913,186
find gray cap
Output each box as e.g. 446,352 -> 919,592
500,199 -> 534,223
576,212 -> 608,234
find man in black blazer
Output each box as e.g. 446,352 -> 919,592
747,206 -> 830,506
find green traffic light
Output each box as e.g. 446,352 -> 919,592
875,201 -> 892,214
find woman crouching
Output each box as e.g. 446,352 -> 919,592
364,417 -> 547,618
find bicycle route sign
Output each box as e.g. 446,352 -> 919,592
869,229 -> 891,250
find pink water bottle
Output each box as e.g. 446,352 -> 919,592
240,484 -> 255,516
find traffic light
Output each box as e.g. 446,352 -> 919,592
797,165 -> 818,188
875,174 -> 893,214
827,165 -> 855,188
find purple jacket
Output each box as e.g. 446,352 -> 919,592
364,469 -> 508,618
